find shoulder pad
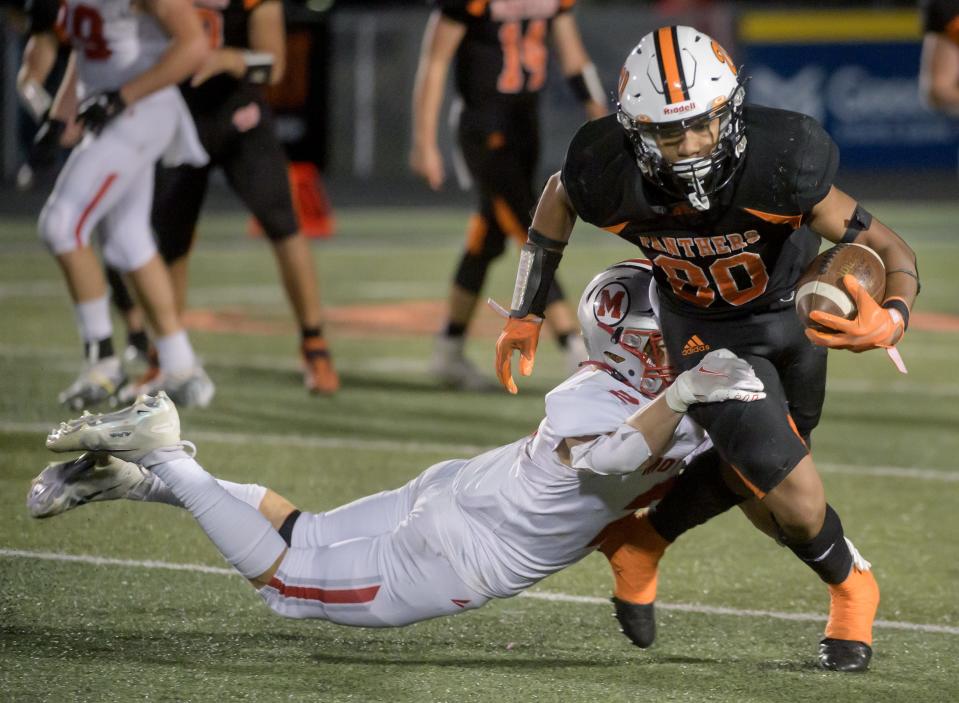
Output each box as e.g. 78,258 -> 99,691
740,106 -> 838,215
561,116 -> 642,227
545,371 -> 641,438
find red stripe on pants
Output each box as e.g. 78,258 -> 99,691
75,172 -> 118,247
268,576 -> 380,604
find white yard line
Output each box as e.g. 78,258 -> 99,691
1,548 -> 955,636
2,419 -> 957,480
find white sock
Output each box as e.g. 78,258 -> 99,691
154,330 -> 196,375
140,446 -> 285,579
74,295 -> 113,344
130,476 -> 267,511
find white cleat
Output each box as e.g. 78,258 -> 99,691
27,452 -> 149,518
116,365 -> 215,408
46,391 -> 181,462
58,357 -> 126,411
430,336 -> 498,392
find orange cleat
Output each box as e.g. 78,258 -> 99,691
599,513 -> 671,648
819,561 -> 880,672
301,337 -> 340,395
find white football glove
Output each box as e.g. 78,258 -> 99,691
665,349 -> 766,413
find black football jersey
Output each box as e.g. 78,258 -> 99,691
561,105 -> 838,318
921,0 -> 959,42
438,0 -> 575,107
182,0 -> 274,112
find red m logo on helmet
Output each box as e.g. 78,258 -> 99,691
597,289 -> 625,319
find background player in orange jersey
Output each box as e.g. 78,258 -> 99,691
411,0 -> 607,390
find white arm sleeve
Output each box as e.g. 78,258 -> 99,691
568,422 -> 652,476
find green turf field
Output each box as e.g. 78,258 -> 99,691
1,203 -> 957,702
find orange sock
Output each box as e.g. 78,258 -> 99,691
824,567 -> 880,645
600,514 -> 671,605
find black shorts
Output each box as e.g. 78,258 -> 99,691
152,87 -> 298,262
658,298 -> 828,495
455,99 -> 540,257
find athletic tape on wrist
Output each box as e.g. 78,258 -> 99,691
509,233 -> 564,317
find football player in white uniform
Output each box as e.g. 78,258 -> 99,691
37,0 -> 214,409
29,262 -> 765,628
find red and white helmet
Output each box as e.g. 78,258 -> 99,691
617,25 -> 746,211
577,260 -> 675,398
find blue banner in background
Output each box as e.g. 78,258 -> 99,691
738,10 -> 959,170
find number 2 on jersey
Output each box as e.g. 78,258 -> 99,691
497,19 -> 547,94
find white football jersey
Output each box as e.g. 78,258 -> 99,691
61,0 -> 170,96
414,366 -> 709,599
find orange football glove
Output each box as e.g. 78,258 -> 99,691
495,315 -> 543,394
805,274 -> 905,352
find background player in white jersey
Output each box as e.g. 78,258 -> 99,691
38,0 -> 214,409
29,262 -> 765,627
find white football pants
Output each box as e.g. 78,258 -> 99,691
258,459 -> 489,627
38,87 -> 195,272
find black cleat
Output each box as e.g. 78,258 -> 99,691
818,638 -> 872,672
612,597 -> 656,648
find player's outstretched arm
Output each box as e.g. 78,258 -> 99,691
561,350 -> 765,475
551,13 -> 607,120
17,32 -> 58,121
494,173 -> 576,393
409,11 -> 465,190
806,186 -> 919,351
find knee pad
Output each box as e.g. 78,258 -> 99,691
693,399 -> 808,495
156,226 -> 195,263
454,251 -> 494,293
262,221 -> 298,243
38,199 -> 81,255
101,227 -> 157,273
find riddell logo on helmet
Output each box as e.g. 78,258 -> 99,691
663,102 -> 697,115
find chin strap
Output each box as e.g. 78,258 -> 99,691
686,178 -> 710,211
687,189 -> 710,211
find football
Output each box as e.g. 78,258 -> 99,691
794,243 -> 885,331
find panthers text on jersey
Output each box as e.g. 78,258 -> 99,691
413,364 -> 707,599
561,105 -> 837,319
438,0 -> 575,107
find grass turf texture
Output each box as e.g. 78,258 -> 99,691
1,204 -> 957,702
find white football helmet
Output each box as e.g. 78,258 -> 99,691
577,260 -> 675,398
617,25 -> 746,211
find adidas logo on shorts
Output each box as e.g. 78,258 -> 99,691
682,335 -> 710,356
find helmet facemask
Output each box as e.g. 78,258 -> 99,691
598,321 -> 676,398
618,82 -> 746,211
